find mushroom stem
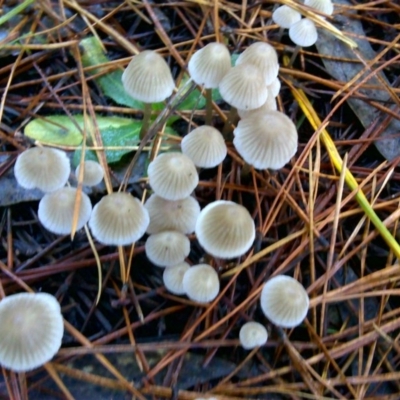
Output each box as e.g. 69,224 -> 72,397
205,88 -> 213,125
222,107 -> 238,139
288,45 -> 301,67
140,103 -> 152,140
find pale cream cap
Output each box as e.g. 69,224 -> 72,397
182,264 -> 219,303
305,0 -> 334,16
163,262 -> 190,295
239,321 -> 268,350
289,19 -> 318,47
272,5 -> 301,29
75,160 -> 104,187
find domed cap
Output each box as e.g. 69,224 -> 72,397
268,77 -> 281,98
260,275 -> 309,328
0,292 -> 64,372
237,95 -> 277,119
195,200 -> 255,259
75,160 -> 104,186
89,192 -> 149,245
188,42 -> 231,89
145,231 -> 190,267
219,64 -> 269,110
148,153 -> 199,201
305,0 -> 334,16
235,42 -> 279,86
38,187 -> 92,235
144,194 -> 200,234
181,125 -> 227,168
14,147 -> 70,193
163,262 -> 190,295
239,321 -> 268,350
122,50 -> 175,103
272,5 -> 302,29
233,110 -> 298,170
289,19 -> 318,47
182,264 -> 219,303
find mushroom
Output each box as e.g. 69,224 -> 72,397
88,192 -> 149,245
260,275 -> 309,328
237,95 -> 277,120
14,147 -> 71,193
0,292 -> 64,372
163,262 -> 190,295
181,125 -> 227,168
195,200 -> 255,259
75,160 -> 104,187
272,5 -> 302,29
239,321 -> 268,350
122,50 -> 175,138
305,0 -> 334,17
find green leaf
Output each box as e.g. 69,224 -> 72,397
24,115 -> 134,146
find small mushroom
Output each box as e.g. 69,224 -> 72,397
239,321 -> 268,350
163,262 -> 190,295
75,160 -> 104,186
289,19 -> 318,47
272,5 -> 302,29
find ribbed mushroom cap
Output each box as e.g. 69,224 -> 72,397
182,264 -> 219,303
305,0 -> 334,16
260,275 -> 309,328
219,64 -> 269,110
14,147 -> 70,193
145,231 -> 190,267
235,42 -> 279,86
181,125 -> 227,168
239,322 -> 268,350
237,95 -> 277,119
163,262 -> 190,295
89,192 -> 149,245
188,42 -> 231,89
75,160 -> 104,187
289,19 -> 318,47
121,50 -> 175,103
145,194 -> 200,234
272,5 -> 302,29
38,187 -> 92,235
195,200 -> 255,259
148,153 -> 199,201
0,292 -> 64,372
233,110 -> 298,170
268,77 -> 281,98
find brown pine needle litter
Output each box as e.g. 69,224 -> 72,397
1,1 -> 400,399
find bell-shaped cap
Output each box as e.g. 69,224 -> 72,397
38,187 -> 92,235
289,19 -> 318,47
235,42 -> 279,86
122,50 -> 175,103
0,292 -> 64,372
14,147 -> 70,193
239,322 -> 268,350
188,42 -> 231,89
268,77 -> 281,98
163,262 -> 190,295
233,110 -> 298,170
181,125 -> 227,168
237,95 -> 277,119
182,264 -> 219,303
148,153 -> 199,201
260,275 -> 309,328
144,194 -> 200,234
305,0 -> 334,16
89,192 -> 149,245
272,5 -> 302,29
195,200 -> 255,259
75,160 -> 104,186
219,64 -> 269,110
145,231 -> 190,267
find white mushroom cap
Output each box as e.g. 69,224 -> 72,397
195,200 -> 255,259
235,42 -> 279,86
75,160 -> 104,187
272,5 -> 302,29
145,231 -> 190,267
182,264 -> 219,303
148,153 -> 199,201
233,110 -> 298,170
0,292 -> 64,372
14,147 -> 70,193
305,0 -> 334,16
144,194 -> 200,234
188,42 -> 231,89
219,64 -> 269,110
38,187 -> 92,235
89,192 -> 149,245
181,125 -> 227,168
289,19 -> 318,47
237,95 -> 277,119
121,50 -> 175,103
260,275 -> 309,328
163,262 -> 190,295
268,77 -> 281,98
239,322 -> 268,350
